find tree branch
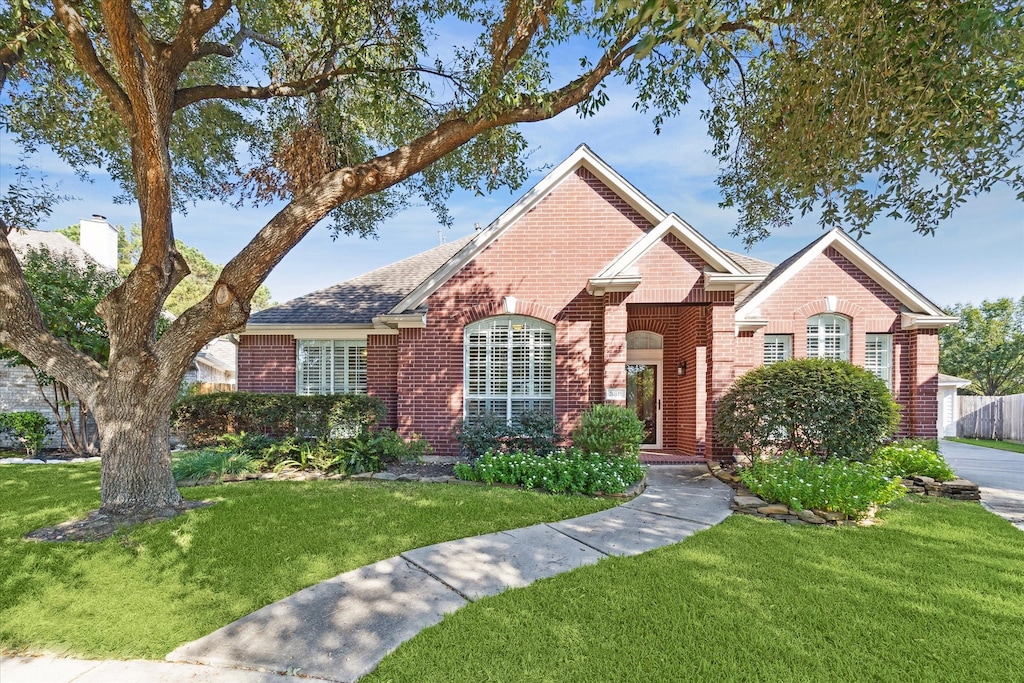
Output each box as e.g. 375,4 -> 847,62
0,222 -> 106,401
51,0 -> 133,122
171,0 -> 234,71
159,30 -> 642,359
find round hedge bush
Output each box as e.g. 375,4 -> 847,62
714,358 -> 900,461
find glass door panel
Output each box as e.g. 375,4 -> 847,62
626,364 -> 658,445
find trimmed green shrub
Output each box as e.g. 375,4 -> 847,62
870,444 -> 956,482
454,448 -> 646,495
715,358 -> 900,462
0,411 -> 50,457
571,404 -> 645,458
172,449 -> 257,483
172,392 -> 385,447
739,453 -> 905,518
454,410 -> 560,457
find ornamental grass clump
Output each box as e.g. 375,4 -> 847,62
870,444 -> 956,482
739,454 -> 905,519
455,449 -> 646,495
172,449 -> 258,483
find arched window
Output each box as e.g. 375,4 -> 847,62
806,314 -> 850,361
465,316 -> 554,421
626,331 -> 663,350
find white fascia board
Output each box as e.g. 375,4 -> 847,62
241,324 -> 393,339
372,313 -> 427,329
736,229 -> 948,319
938,375 -> 972,388
735,317 -> 769,333
703,272 -> 765,292
594,214 -> 745,283
900,312 -> 959,330
390,145 -> 669,315
586,274 -> 643,296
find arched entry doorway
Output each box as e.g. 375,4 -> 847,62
626,331 -> 663,448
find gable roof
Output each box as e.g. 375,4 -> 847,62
735,228 -> 956,329
8,229 -> 94,268
248,235 -> 474,326
389,144 -> 676,315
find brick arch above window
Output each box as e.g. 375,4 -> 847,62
794,297 -> 865,320
453,299 -> 560,327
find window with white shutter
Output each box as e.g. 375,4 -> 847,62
806,314 -> 850,361
865,334 -> 892,389
763,335 -> 792,365
296,340 -> 367,395
464,316 -> 554,422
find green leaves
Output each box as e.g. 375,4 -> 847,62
940,297 -> 1024,396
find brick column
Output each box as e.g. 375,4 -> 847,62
366,334 -> 399,429
705,303 -> 736,459
908,329 -> 939,438
602,292 -> 628,405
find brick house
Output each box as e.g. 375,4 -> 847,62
238,146 -> 956,459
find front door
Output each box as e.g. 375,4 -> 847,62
626,363 -> 661,448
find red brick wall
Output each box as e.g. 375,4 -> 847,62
366,334 -> 399,429
397,168 -> 665,453
237,334 -> 295,393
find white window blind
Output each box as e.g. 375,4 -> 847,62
465,316 -> 554,421
865,334 -> 893,389
763,335 -> 793,365
296,340 -> 367,395
806,314 -> 850,361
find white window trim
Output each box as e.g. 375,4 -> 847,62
296,340 -> 367,395
865,333 -> 893,389
806,314 -> 850,361
763,334 -> 793,365
464,316 -> 555,422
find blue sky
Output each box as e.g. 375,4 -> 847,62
3,81 -> 1022,310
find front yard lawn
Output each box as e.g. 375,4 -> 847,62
946,437 -> 1024,454
368,497 -> 1024,683
0,463 -> 616,659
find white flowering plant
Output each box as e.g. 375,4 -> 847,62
454,448 -> 646,494
739,452 -> 904,518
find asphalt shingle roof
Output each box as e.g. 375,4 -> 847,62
249,234 -> 476,325
8,229 -> 93,268
721,249 -> 775,275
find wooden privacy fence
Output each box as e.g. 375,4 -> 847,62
196,382 -> 235,395
957,394 -> 1024,442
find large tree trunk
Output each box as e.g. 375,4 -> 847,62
94,371 -> 183,515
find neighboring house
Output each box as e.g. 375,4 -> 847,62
184,336 -> 238,389
237,145 -> 957,458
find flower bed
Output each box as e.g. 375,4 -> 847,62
454,449 -> 646,495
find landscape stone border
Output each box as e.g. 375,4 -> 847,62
0,456 -> 101,465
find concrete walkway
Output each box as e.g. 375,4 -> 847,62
941,439 -> 1024,530
2,465 -> 731,683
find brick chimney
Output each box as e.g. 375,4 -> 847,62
79,215 -> 118,271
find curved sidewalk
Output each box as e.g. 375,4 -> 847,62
3,465 -> 732,683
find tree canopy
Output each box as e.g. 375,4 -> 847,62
940,297 -> 1024,396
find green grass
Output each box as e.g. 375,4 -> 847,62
946,437 -> 1024,454
0,463 -> 616,659
368,498 -> 1024,683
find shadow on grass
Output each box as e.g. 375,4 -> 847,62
366,497 -> 1024,683
0,466 -> 616,659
